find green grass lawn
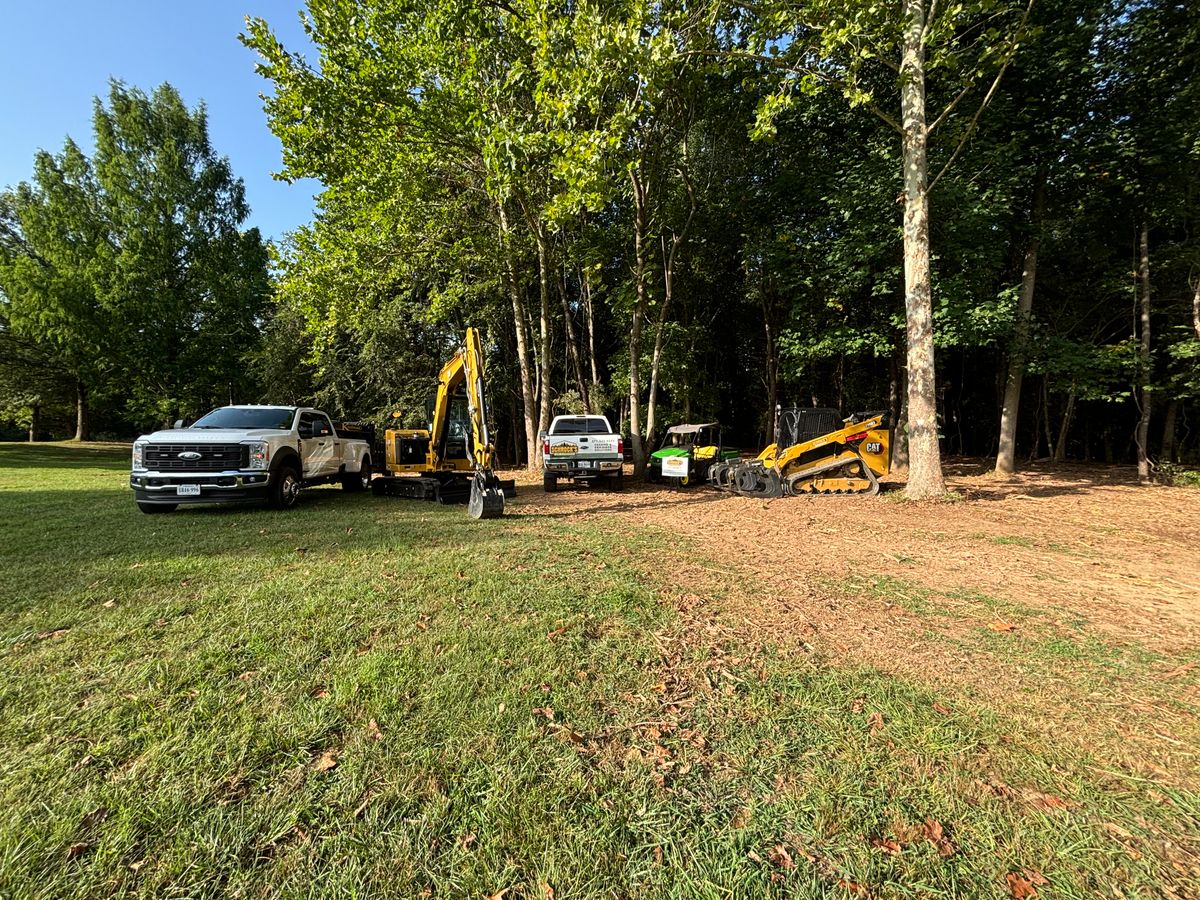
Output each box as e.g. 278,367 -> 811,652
1,444 -> 1196,898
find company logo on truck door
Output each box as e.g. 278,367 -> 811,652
549,441 -> 579,456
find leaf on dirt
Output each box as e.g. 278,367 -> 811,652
932,701 -> 953,716
312,751 -> 338,772
1024,790 -> 1073,812
65,842 -> 91,859
37,628 -> 70,640
367,718 -> 384,741
870,836 -> 901,855
731,806 -> 752,830
767,844 -> 795,869
851,697 -> 865,714
922,818 -> 956,857
238,671 -> 256,681
867,711 -> 884,734
987,621 -> 1017,632
1005,872 -> 1039,898
838,877 -> 867,895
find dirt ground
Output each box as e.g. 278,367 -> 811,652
511,460 -> 1200,647
508,459 -> 1200,784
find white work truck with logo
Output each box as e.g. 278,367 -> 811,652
540,414 -> 624,492
130,405 -> 373,514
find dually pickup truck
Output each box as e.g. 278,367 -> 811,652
130,405 -> 373,514
541,414 -> 624,492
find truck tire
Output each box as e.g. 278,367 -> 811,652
343,457 -> 371,492
138,502 -> 177,514
268,465 -> 302,510
610,472 -> 625,491
543,473 -> 558,493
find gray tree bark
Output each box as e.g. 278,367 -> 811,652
499,205 -> 539,468
899,0 -> 945,498
1135,222 -> 1153,484
995,174 -> 1046,474
73,382 -> 89,442
627,164 -> 649,476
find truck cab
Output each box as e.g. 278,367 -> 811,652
130,405 -> 373,513
540,414 -> 624,492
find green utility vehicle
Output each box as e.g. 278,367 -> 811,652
647,423 -> 738,485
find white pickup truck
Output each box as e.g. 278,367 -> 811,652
541,414 -> 624,491
130,405 -> 373,514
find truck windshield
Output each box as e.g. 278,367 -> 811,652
552,417 -> 610,435
191,407 -> 296,430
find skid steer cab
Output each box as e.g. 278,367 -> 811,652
709,407 -> 892,498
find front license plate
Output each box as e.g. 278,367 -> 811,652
578,460 -> 592,468
176,484 -> 202,496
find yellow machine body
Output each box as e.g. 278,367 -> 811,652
710,409 -> 892,498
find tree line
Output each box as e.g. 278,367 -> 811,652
3,0 -> 1198,494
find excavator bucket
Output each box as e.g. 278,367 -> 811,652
468,473 -> 506,519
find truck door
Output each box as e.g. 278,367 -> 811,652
299,412 -> 337,478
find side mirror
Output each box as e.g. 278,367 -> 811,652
173,419 -> 184,429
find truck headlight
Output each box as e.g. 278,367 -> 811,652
244,441 -> 269,470
132,441 -> 147,471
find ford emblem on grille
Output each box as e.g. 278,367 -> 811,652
178,451 -> 202,460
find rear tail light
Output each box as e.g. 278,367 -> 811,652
543,438 -> 550,457
617,437 -> 624,456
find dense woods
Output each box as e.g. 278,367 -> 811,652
2,0 -> 1198,489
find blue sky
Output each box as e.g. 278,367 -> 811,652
0,0 -> 320,240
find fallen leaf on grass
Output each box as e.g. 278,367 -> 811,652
1024,790 -> 1073,812
655,846 -> 665,864
129,563 -> 145,570
128,859 -> 147,872
731,806 -> 752,830
546,626 -> 570,640
352,795 -> 372,818
851,697 -> 865,714
238,671 -> 256,681
870,836 -> 901,855
73,755 -> 94,771
867,711 -> 884,735
932,702 -> 952,716
80,807 -> 110,830
988,621 -> 1017,632
415,620 -> 428,631
838,878 -> 867,895
532,706 -> 555,721
103,600 -> 117,609
459,831 -> 477,850
540,882 -> 555,899
767,844 -> 794,869
923,818 -> 956,857
1006,872 -> 1040,898
1161,661 -> 1197,680
486,889 -> 511,900
37,628 -> 70,640
312,751 -> 338,772
311,688 -> 330,700
65,842 -> 90,859
367,718 -> 384,741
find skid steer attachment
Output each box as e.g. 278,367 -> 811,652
710,408 -> 891,499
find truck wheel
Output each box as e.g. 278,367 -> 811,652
610,472 -> 625,491
138,502 -> 177,514
343,458 -> 371,492
543,473 -> 558,493
269,466 -> 302,510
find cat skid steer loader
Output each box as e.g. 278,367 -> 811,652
709,407 -> 892,498
372,328 -> 513,519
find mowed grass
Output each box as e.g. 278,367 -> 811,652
1,444 -> 1197,898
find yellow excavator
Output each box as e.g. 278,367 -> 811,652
372,328 -> 513,518
708,407 -> 892,497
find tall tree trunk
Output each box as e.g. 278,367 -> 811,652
535,222 -> 554,439
1192,277 -> 1200,340
1042,377 -> 1055,460
558,269 -> 589,411
764,300 -> 779,446
499,205 -> 539,468
73,381 -> 89,442
646,298 -> 670,453
1160,399 -> 1179,464
628,165 -> 649,476
1135,222 -> 1153,484
900,0 -> 945,499
28,401 -> 40,443
995,172 -> 1046,475
582,267 -> 601,394
1054,388 -> 1075,463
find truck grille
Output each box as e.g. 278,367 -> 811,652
145,443 -> 248,471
